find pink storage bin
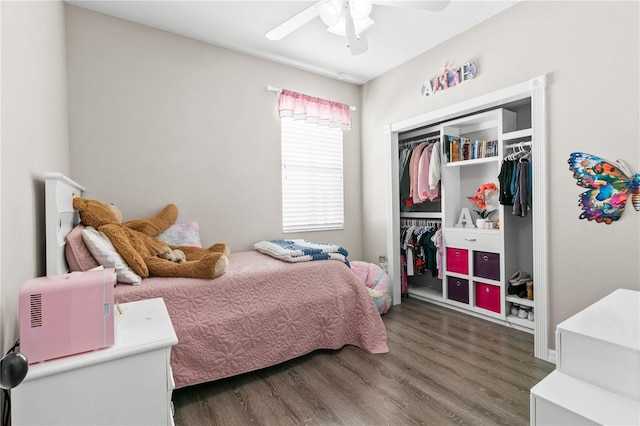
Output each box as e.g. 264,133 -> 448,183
446,247 -> 468,274
475,282 -> 501,313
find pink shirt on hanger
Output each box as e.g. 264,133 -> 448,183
418,144 -> 440,202
409,142 -> 428,204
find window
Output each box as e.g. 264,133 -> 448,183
281,117 -> 344,233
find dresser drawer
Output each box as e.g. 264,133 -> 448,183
447,276 -> 469,304
444,229 -> 500,251
446,247 -> 468,274
473,251 -> 500,281
475,282 -> 501,313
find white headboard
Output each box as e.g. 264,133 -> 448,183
45,173 -> 85,276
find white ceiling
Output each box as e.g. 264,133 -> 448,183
66,0 -> 519,85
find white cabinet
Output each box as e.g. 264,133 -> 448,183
399,108 -> 535,331
12,297 -> 178,426
530,289 -> 640,425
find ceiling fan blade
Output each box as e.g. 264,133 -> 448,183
346,4 -> 368,55
266,2 -> 321,40
373,1 -> 450,12
349,32 -> 368,55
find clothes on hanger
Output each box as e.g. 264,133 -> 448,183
400,254 -> 408,297
513,159 -> 531,217
399,137 -> 442,209
431,227 -> 443,279
498,159 -> 516,205
399,149 -> 412,207
400,221 -> 441,297
428,141 -> 442,191
417,144 -> 441,202
409,142 -> 428,203
499,143 -> 532,217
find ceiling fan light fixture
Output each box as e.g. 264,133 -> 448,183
326,15 -> 346,36
267,0 -> 451,56
349,0 -> 373,20
327,15 -> 373,37
318,0 -> 344,27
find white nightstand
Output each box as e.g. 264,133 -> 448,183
12,297 -> 178,426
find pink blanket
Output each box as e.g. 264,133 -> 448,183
114,251 -> 388,388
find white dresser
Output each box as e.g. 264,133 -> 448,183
530,289 -> 640,425
12,297 -> 178,426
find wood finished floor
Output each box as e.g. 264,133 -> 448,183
172,297 -> 554,426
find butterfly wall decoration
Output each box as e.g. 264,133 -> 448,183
568,152 -> 640,224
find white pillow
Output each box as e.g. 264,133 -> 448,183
81,227 -> 142,285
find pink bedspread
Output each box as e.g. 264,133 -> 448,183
114,251 -> 388,389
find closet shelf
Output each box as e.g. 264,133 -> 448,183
506,314 -> 534,329
445,156 -> 499,168
503,128 -> 532,141
506,295 -> 534,307
400,212 -> 442,219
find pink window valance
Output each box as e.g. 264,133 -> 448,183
278,89 -> 352,131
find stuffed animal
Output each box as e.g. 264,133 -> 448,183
73,197 -> 229,279
156,246 -> 186,264
107,203 -> 186,263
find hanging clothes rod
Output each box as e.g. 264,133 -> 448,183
506,141 -> 533,149
399,135 -> 441,147
400,217 -> 442,227
266,85 -> 357,111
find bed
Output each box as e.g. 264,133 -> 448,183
44,173 -> 389,389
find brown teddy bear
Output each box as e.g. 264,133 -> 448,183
73,197 -> 229,279
106,203 -> 186,264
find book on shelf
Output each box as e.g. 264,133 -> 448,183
445,136 -> 499,162
485,140 -> 497,157
447,135 -> 460,162
478,140 -> 498,159
461,138 -> 470,161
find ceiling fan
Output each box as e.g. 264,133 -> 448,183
266,0 -> 450,56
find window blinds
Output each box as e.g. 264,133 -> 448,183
281,117 -> 344,233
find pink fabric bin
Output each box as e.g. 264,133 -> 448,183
475,282 -> 501,313
446,247 -> 469,274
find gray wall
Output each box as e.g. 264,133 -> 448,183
65,5 -> 363,259
361,1 -> 640,349
0,0 -> 70,351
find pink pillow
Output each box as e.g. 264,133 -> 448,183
65,225 -> 99,271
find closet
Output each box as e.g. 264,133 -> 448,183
385,76 -> 548,359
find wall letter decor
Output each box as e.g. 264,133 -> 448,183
421,62 -> 476,97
